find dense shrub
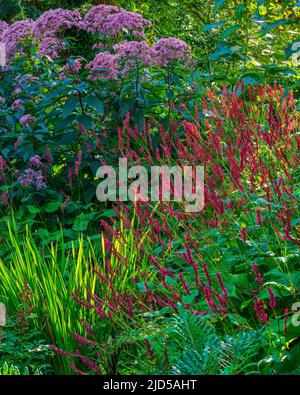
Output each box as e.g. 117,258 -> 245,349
0,6 -> 199,240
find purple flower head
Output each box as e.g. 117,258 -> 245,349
151,38 -> 191,67
0,20 -> 8,40
2,20 -> 34,59
18,168 -> 47,190
113,41 -> 152,66
38,37 -> 65,59
86,52 -> 119,80
103,11 -> 151,39
33,9 -> 82,39
82,5 -> 119,34
19,114 -> 36,125
12,99 -> 24,112
29,155 -> 42,167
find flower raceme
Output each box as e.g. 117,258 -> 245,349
55,84 -> 299,374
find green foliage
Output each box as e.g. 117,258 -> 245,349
152,310 -> 269,375
0,316 -> 51,374
0,1 -> 299,377
0,219 -> 99,374
0,0 -> 20,21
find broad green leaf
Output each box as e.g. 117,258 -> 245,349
62,97 -> 77,118
202,21 -> 226,32
85,95 -> 105,114
77,115 -> 93,130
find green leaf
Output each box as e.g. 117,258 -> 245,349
42,200 -> 62,213
209,44 -> 232,61
202,22 -> 226,32
85,95 -> 105,114
134,108 -> 144,133
182,294 -> 194,305
77,115 -> 93,130
240,76 -> 259,85
26,205 -> 41,214
261,19 -> 288,36
62,98 -> 77,118
221,25 -> 240,39
72,213 -> 90,232
214,0 -> 226,10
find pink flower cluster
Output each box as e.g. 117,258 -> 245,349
12,99 -> 24,112
151,38 -> 191,67
82,5 -> 151,39
102,11 -> 151,39
18,168 -> 47,190
38,37 -> 65,59
29,155 -> 42,167
33,9 -> 82,38
2,20 -> 33,59
19,114 -> 36,125
82,5 -> 119,34
113,41 -> 152,65
112,38 -> 191,69
86,52 -> 119,80
1,7 -> 191,73
0,20 -> 8,40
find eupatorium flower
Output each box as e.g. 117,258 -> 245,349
38,37 -> 65,59
2,20 -> 33,59
33,9 -> 82,38
12,99 -> 24,112
102,11 -> 151,39
0,20 -> 8,40
113,41 -> 152,66
19,114 -> 36,125
151,38 -> 191,67
86,52 -> 119,80
29,155 -> 42,167
18,168 -> 47,190
82,5 -> 119,34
